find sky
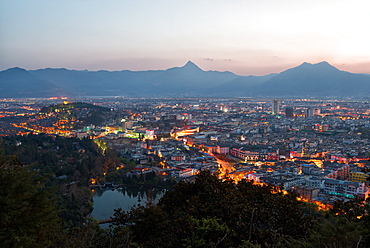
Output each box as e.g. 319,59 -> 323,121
0,0 -> 369,76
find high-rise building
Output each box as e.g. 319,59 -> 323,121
306,108 -> 314,117
121,119 -> 133,132
285,107 -> 294,117
272,100 -> 280,115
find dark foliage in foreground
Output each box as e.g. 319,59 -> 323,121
1,161 -> 369,247
0,156 -> 61,247
110,171 -> 370,248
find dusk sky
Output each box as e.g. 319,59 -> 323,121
1,0 -> 369,76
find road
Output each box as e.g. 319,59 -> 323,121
214,156 -> 236,178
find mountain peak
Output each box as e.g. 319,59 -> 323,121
181,61 -> 202,71
300,62 -> 311,66
313,61 -> 340,71
316,61 -> 330,66
314,61 -> 335,68
5,67 -> 28,73
296,61 -> 339,72
1,67 -> 31,77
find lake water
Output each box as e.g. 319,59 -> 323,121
90,187 -> 165,222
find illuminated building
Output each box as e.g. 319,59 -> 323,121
146,129 -> 155,139
322,179 -> 369,199
121,119 -> 133,132
230,147 -> 259,161
272,100 -> 279,115
292,186 -> 319,201
215,145 -> 229,155
325,164 -> 350,180
170,154 -> 186,161
176,168 -> 194,178
349,172 -> 369,182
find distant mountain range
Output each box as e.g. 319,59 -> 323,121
1,61 -> 369,98
0,67 -> 69,98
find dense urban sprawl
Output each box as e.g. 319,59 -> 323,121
1,97 -> 369,205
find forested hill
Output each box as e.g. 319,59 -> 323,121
0,134 -> 121,232
40,102 -> 111,114
38,102 -> 112,128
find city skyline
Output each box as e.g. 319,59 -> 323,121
1,0 -> 370,76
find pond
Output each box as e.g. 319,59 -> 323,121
90,187 -> 166,223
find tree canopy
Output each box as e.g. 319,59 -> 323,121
109,171 -> 370,247
0,155 -> 61,247
111,171 -> 311,247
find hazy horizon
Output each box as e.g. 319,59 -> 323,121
3,60 -> 369,77
1,0 -> 369,76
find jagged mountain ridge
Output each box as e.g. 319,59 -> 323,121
0,61 -> 369,98
150,61 -> 239,93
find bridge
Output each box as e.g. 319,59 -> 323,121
98,218 -> 113,224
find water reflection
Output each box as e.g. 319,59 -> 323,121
90,187 -> 166,221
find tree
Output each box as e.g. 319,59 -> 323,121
182,217 -> 230,248
112,170 -> 314,247
306,216 -> 365,248
0,155 -> 61,247
111,203 -> 170,247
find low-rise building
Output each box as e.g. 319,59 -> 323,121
349,171 -> 369,182
292,186 -> 319,201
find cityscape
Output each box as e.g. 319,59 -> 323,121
2,0 -> 370,247
2,96 -> 370,247
1,97 -> 369,205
